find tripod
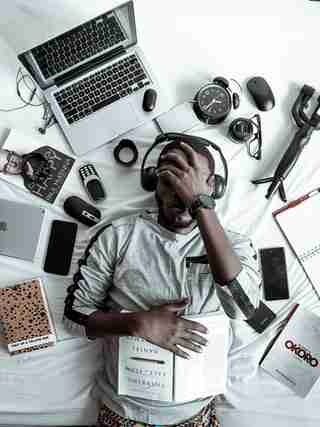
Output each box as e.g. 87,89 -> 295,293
252,85 -> 320,202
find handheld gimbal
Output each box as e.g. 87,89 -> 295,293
252,85 -> 320,202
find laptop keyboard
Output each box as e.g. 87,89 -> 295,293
32,14 -> 126,79
54,54 -> 151,124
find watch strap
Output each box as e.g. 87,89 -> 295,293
189,195 -> 215,219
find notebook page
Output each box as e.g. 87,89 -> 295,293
173,314 -> 229,402
275,194 -> 320,292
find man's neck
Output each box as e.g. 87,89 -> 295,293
157,214 -> 197,235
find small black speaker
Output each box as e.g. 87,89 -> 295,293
64,196 -> 101,227
228,118 -> 254,143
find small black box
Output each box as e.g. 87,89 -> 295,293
246,301 -> 276,333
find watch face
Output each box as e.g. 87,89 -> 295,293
197,84 -> 231,118
199,194 -> 215,208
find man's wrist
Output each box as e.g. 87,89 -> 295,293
188,194 -> 216,219
85,311 -> 141,338
129,312 -> 144,337
194,204 -> 217,220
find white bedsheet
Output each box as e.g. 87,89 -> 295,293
1,1 -> 320,426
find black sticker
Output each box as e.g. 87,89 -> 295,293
23,146 -> 74,203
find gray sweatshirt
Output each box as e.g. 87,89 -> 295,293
64,211 -> 261,425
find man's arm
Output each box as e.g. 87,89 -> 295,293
63,223 -> 118,338
158,142 -> 261,319
64,223 -> 148,339
85,311 -> 138,338
196,208 -> 260,319
85,299 -> 208,359
196,208 -> 241,283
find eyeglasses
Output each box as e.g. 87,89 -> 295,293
227,114 -> 262,160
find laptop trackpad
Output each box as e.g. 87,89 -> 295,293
106,102 -> 140,134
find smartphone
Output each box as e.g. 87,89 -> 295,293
44,220 -> 77,275
259,246 -> 289,301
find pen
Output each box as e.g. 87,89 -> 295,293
273,187 -> 320,216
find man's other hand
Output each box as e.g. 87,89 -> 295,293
133,298 -> 208,359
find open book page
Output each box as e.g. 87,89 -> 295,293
174,313 -> 230,402
118,336 -> 174,402
118,313 -> 230,402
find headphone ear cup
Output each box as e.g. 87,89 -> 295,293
141,166 -> 158,192
233,92 -> 240,109
212,174 -> 226,199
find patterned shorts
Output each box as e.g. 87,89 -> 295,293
96,399 -> 220,427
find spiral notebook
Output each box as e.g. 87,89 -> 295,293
273,188 -> 320,296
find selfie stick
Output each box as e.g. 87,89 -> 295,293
252,85 -> 320,202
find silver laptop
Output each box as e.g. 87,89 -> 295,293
0,199 -> 45,261
17,1 -> 168,156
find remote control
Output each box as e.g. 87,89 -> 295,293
79,163 -> 106,202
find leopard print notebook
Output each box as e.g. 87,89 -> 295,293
0,278 -> 56,355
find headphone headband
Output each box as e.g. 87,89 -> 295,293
141,132 -> 228,198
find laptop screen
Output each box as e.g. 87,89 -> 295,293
18,1 -> 137,89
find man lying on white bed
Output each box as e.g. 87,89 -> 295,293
64,138 -> 261,427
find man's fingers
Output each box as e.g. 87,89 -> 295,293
171,344 -> 191,359
157,164 -> 183,178
160,298 -> 190,312
176,338 -> 203,354
183,331 -> 208,347
160,152 -> 190,171
182,319 -> 208,334
179,142 -> 198,167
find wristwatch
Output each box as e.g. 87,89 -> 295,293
189,194 -> 216,219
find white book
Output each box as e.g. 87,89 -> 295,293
273,188 -> 320,296
118,313 -> 230,402
260,304 -> 320,398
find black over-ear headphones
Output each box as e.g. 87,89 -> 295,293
140,132 -> 228,199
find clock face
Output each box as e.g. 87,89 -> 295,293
197,84 -> 231,118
